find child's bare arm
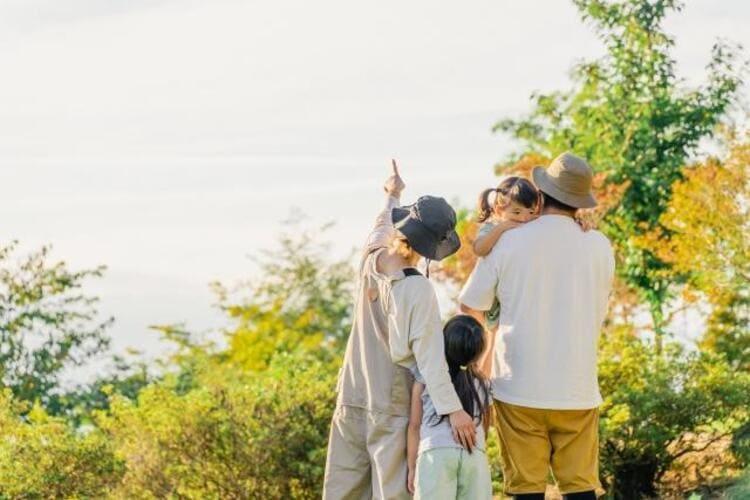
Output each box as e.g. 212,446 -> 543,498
407,382 -> 424,495
473,221 -> 521,257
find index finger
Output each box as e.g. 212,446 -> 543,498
391,158 -> 399,176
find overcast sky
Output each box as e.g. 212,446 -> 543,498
0,0 -> 748,364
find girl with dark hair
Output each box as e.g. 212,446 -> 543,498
474,176 -> 539,255
473,176 -> 540,331
407,315 -> 493,499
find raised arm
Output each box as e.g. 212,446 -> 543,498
473,220 -> 520,257
364,160 -> 405,254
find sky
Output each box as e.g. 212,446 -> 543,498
0,0 -> 748,366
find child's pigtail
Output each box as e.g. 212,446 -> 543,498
477,188 -> 496,223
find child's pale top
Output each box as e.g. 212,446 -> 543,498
412,368 -> 488,453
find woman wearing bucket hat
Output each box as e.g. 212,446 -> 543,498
460,152 -> 615,499
323,161 -> 476,500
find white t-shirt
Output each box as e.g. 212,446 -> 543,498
459,214 -> 615,409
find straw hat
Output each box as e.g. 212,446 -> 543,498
532,152 -> 597,209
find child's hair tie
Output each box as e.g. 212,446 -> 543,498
460,365 -> 468,371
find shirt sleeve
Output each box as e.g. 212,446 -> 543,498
459,254 -> 499,312
476,222 -> 496,239
364,194 -> 400,255
389,278 -> 462,416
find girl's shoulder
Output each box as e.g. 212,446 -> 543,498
476,220 -> 499,238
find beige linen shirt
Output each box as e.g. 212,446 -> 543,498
336,195 -> 462,417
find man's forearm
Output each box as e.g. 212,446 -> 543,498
460,303 -> 493,378
460,303 -> 485,326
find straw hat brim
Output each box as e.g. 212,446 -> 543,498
532,166 -> 597,209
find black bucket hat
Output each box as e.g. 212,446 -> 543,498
391,195 -> 461,261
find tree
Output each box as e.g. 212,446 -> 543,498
0,242 -> 112,409
98,352 -> 336,499
495,0 -> 744,349
214,223 -> 354,371
50,353 -> 151,427
0,389 -> 122,498
649,132 -> 750,370
598,326 -> 750,498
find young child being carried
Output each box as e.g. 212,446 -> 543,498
407,315 -> 493,499
472,176 -> 540,330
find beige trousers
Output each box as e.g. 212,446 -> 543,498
323,405 -> 410,500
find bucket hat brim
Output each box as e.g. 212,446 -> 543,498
532,166 -> 597,209
391,207 -> 461,261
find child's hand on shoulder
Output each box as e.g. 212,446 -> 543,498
575,212 -> 597,232
498,220 -> 523,232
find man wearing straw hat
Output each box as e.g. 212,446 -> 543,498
460,152 -> 615,500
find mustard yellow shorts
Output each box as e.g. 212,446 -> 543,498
494,401 -> 601,495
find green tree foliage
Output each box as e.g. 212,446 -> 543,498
214,223 -> 353,371
0,242 -> 112,409
726,468 -> 750,499
495,0 -> 744,345
0,390 -> 122,498
90,229 -> 350,498
599,327 -> 750,498
649,133 -> 750,370
98,352 -> 336,499
51,354 -> 151,427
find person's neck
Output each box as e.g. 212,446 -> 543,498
541,207 -> 577,219
381,250 -> 418,274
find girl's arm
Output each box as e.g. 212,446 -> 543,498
473,221 -> 520,257
407,382 -> 425,495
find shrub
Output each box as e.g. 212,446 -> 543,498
0,390 -> 122,499
100,352 -> 336,499
598,327 -> 750,498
